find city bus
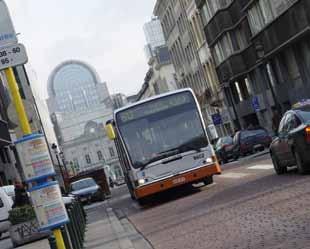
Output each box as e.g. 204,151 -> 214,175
105,89 -> 221,204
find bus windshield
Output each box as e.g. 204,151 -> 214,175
116,91 -> 208,169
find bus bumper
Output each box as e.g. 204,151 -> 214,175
134,163 -> 221,199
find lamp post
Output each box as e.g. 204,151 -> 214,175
58,151 -> 69,176
51,143 -> 66,192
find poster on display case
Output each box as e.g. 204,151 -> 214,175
15,133 -> 55,182
29,181 -> 69,231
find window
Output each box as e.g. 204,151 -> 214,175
230,26 -> 247,51
248,3 -> 266,35
201,0 -> 232,24
109,147 -> 115,158
286,113 -> 301,131
97,151 -> 104,161
213,33 -> 233,65
73,158 -> 80,171
247,0 -> 295,35
85,154 -> 91,164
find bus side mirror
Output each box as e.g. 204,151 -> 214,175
105,123 -> 116,140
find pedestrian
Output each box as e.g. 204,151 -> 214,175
12,180 -> 30,208
272,109 -> 281,136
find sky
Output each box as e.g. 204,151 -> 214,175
6,0 -> 156,99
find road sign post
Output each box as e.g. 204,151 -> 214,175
0,1 -> 67,248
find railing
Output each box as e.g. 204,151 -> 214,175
48,199 -> 87,249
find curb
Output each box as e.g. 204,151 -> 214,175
107,208 -> 135,249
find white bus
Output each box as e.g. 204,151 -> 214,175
106,89 -> 221,204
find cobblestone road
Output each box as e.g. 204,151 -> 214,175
109,154 -> 310,249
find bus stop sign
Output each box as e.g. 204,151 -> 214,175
0,1 -> 18,47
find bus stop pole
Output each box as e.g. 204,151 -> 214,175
5,67 -> 66,249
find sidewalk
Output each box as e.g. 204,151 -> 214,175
18,203 -> 152,249
84,205 -> 152,249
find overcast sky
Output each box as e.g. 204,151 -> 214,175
6,0 -> 156,99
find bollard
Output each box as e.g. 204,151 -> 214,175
48,235 -> 58,249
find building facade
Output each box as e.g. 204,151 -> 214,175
144,17 -> 167,60
137,17 -> 178,101
153,0 -> 233,137
196,0 -> 307,133
111,93 -> 128,110
47,60 -> 122,179
138,46 -> 178,101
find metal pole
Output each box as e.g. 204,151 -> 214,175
5,67 -> 66,248
55,152 -> 66,189
5,68 -> 31,135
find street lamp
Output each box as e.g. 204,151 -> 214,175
51,143 -> 67,192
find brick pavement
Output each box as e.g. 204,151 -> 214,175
128,158 -> 310,249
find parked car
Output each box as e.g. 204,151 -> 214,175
0,187 -> 13,238
233,129 -> 272,158
70,177 -> 105,204
1,185 -> 15,201
215,136 -> 234,164
270,103 -> 310,174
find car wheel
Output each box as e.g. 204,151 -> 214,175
99,191 -> 105,201
271,153 -> 287,175
203,176 -> 213,185
295,151 -> 308,174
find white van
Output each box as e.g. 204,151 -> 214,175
0,187 -> 13,238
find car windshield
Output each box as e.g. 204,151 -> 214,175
2,186 -> 14,196
240,129 -> 267,141
297,110 -> 310,122
221,136 -> 233,144
71,178 -> 96,191
116,92 -> 208,169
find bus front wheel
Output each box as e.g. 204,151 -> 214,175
203,176 -> 213,185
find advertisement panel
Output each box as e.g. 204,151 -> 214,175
15,134 -> 55,182
29,181 -> 69,231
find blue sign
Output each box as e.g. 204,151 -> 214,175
211,113 -> 222,126
252,96 -> 260,112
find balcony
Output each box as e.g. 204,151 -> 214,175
0,119 -> 11,147
216,0 -> 310,83
203,0 -> 245,46
251,0 -> 310,57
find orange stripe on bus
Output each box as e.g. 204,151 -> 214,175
134,163 -> 221,199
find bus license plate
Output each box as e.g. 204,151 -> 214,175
172,177 -> 186,185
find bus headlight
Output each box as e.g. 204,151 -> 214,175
137,179 -> 146,185
206,157 -> 213,163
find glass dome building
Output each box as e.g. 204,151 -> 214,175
47,60 -> 102,113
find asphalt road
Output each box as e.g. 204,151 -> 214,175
107,153 -> 310,249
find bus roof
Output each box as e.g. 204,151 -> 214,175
114,88 -> 194,117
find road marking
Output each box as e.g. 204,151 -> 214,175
247,164 -> 273,170
219,172 -> 250,179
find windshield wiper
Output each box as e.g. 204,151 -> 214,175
138,150 -> 180,171
137,143 -> 203,171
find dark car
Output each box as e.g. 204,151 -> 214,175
70,177 -> 105,203
215,136 -> 234,163
270,105 -> 310,175
233,129 -> 272,158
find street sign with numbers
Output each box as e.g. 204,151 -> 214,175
0,43 -> 28,70
0,1 -> 18,47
